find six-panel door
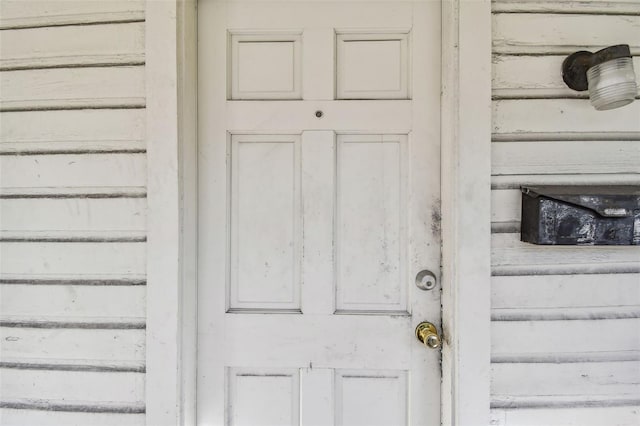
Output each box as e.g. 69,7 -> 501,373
198,1 -> 442,424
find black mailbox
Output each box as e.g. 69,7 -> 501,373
521,186 -> 640,245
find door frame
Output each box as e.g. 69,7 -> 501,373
144,0 -> 492,425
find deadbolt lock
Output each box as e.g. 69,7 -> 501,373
415,321 -> 441,349
415,270 -> 437,291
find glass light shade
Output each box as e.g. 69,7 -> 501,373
586,57 -> 638,111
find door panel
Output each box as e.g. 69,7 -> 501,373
336,134 -> 408,313
229,32 -> 302,100
227,368 -> 300,426
336,32 -> 410,99
229,134 -> 302,312
198,1 -> 441,424
336,370 -> 408,426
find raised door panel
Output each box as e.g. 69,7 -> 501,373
335,370 -> 408,426
227,368 -> 300,426
336,32 -> 410,100
229,135 -> 301,311
229,32 -> 302,100
336,134 -> 408,313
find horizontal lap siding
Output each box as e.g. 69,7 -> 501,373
1,109 -> 145,154
490,406 -> 640,426
0,66 -> 145,111
0,22 -> 145,70
1,154 -> 146,188
0,198 -> 146,233
0,410 -> 145,426
0,1 -> 144,29
491,2 -> 640,425
0,1 -> 146,423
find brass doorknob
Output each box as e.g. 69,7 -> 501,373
415,321 -> 441,349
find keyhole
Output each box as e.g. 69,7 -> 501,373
315,110 -> 323,118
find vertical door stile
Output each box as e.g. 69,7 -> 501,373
301,130 -> 336,316
300,368 -> 335,426
303,28 -> 335,101
408,2 -> 443,424
197,0 -> 228,422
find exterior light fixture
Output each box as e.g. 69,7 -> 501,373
562,44 -> 637,111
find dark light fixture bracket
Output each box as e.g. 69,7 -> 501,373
562,44 -> 632,92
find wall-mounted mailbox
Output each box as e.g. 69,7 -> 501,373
521,186 -> 640,245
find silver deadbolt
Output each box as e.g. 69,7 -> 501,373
415,270 -> 437,291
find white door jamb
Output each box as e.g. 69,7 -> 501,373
441,1 -> 492,425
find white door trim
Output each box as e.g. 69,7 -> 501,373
145,1 -> 197,425
145,1 -> 181,425
440,1 -> 492,425
144,0 -> 492,424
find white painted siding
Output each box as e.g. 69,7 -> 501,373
0,1 -> 146,424
491,1 -> 640,425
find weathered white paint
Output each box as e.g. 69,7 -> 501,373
491,188 -> 521,223
300,131 -> 337,316
229,32 -> 303,100
493,13 -> 640,55
0,401 -> 144,416
0,198 -> 146,233
0,285 -> 145,319
299,369 -> 333,425
0,327 -> 145,362
0,154 -> 146,189
0,0 -> 148,420
225,100 -> 413,131
0,66 -> 145,111
492,274 -> 640,309
176,0 -> 198,424
228,134 -> 302,312
198,1 -> 443,424
0,186 -> 147,199
441,0 -> 493,424
493,233 -> 640,266
491,1 -> 640,423
0,242 -> 145,276
493,100 -> 640,136
1,22 -> 145,70
336,32 -> 410,99
144,0 -> 181,424
335,369 -> 409,425
0,410 -> 145,426
492,0 -> 640,15
492,319 -> 640,356
492,361 -> 640,397
1,369 -> 144,403
226,368 -> 301,425
2,1 -> 500,424
0,0 -> 144,29
491,406 -> 640,426
492,174 -> 640,191
0,109 -> 145,154
491,395 -> 640,411
493,141 -> 640,175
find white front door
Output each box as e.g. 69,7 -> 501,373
198,1 -> 442,424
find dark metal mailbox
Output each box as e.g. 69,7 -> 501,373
521,186 -> 640,245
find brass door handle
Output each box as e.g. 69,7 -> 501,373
415,321 -> 441,349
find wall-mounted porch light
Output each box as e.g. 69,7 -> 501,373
562,44 -> 637,111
